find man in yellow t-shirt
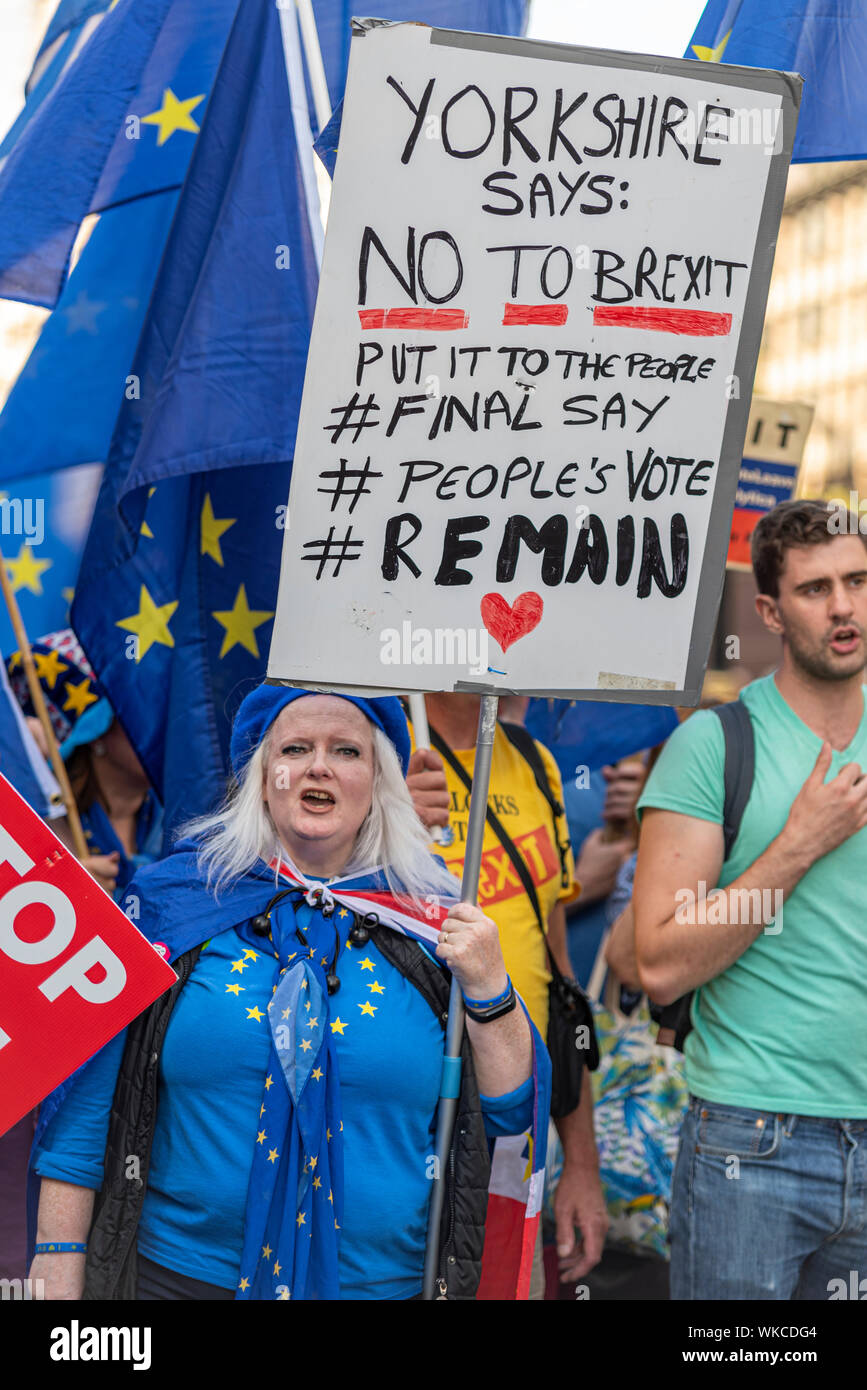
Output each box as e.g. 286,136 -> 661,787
406,692 -> 609,1296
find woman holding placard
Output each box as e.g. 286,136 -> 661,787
30,683 -> 549,1300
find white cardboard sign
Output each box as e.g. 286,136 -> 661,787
269,22 -> 800,703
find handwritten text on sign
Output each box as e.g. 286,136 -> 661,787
269,24 -> 792,695
0,774 -> 175,1136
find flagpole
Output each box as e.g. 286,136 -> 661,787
294,0 -> 331,131
422,692 -> 499,1299
0,544 -> 89,859
275,0 -> 325,268
407,691 -> 446,847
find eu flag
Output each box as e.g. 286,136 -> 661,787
70,0 -> 531,838
0,2 -> 115,160
0,464 -> 101,655
687,0 -> 867,161
71,0 -> 319,838
0,0 -> 237,482
0,0 -> 237,309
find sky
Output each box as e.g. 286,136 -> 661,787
528,0 -> 706,55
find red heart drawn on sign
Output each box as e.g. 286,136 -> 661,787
480,592 -> 544,653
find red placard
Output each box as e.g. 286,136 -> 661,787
727,506 -> 764,569
0,773 -> 176,1135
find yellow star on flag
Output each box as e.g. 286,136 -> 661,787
307,1017 -> 319,1029
368,981 -> 385,995
230,958 -> 249,973
691,29 -> 731,62
225,983 -> 243,996
116,585 -> 178,661
327,1189 -> 333,1203
5,545 -> 51,596
267,1148 -> 279,1163
257,1130 -> 266,1144
300,1038 -> 312,1052
281,1007 -> 291,1019
60,675 -> 97,717
262,1244 -> 272,1260
201,493 -> 236,566
313,1176 -> 322,1190
358,957 -> 375,972
330,1017 -> 347,1035
309,1155 -> 318,1170
273,1259 -> 281,1275
211,584 -> 273,659
34,649 -> 67,688
296,1213 -> 306,1228
359,1001 -> 377,1017
62,678 -> 98,717
238,1277 -> 250,1291
242,949 -> 259,961
326,1128 -> 332,1143
246,1006 -> 265,1022
142,87 -> 205,145
311,1067 -> 323,1081
265,1074 -> 273,1089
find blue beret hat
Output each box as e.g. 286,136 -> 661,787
229,684 -> 412,778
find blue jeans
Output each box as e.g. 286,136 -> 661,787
671,1095 -> 867,1300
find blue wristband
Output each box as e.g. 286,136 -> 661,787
462,976 -> 512,1011
34,1242 -> 87,1255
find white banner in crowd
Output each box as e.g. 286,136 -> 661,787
269,21 -> 800,703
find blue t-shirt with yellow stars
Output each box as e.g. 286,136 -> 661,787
35,918 -> 532,1299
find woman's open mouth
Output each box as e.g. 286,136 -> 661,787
300,788 -> 336,810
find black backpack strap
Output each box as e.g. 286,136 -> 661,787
499,720 -> 572,891
713,700 -> 756,859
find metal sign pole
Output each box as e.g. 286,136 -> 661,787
422,693 -> 499,1300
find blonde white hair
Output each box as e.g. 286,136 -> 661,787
180,717 -> 460,905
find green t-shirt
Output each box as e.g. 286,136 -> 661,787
637,673 -> 867,1116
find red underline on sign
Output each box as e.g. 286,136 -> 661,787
502,302 -> 569,326
592,305 -> 733,336
357,308 -> 469,330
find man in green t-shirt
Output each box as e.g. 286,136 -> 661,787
635,499 -> 867,1301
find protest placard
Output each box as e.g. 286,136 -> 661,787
0,773 -> 175,1135
727,395 -> 814,568
269,21 -> 800,704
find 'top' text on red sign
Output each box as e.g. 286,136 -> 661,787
0,774 -> 175,1136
